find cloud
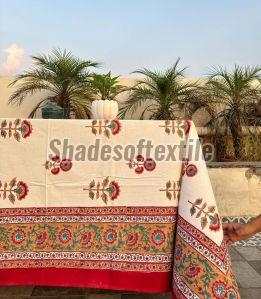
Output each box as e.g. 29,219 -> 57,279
0,44 -> 24,75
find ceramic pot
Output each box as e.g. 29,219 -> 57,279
91,99 -> 118,119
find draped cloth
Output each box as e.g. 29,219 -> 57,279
0,119 -> 240,298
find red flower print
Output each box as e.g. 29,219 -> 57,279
182,159 -> 198,177
136,155 -> 144,162
36,232 -> 47,246
109,120 -> 121,135
20,120 -> 33,138
129,155 -> 156,174
211,280 -> 227,299
60,159 -> 73,172
184,120 -> 191,135
45,156 -> 73,175
51,155 -> 60,162
127,232 -> 139,247
144,158 -> 156,171
135,166 -> 144,174
51,167 -> 60,175
103,229 -> 117,244
81,232 -> 92,246
107,181 -> 120,200
15,181 -> 29,200
185,265 -> 201,278
151,230 -> 166,246
186,164 -> 198,177
209,213 -> 221,232
11,229 -> 26,245
58,228 -> 72,244
0,177 -> 28,203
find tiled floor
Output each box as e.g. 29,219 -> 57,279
0,245 -> 260,298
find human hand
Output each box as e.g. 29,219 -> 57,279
222,222 -> 254,246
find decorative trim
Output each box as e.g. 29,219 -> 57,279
173,270 -> 200,299
177,216 -> 227,260
176,225 -> 229,273
0,206 -> 178,217
0,214 -> 177,225
0,206 -> 177,272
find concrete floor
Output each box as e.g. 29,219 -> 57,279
0,246 -> 260,299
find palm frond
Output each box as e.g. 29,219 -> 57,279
8,48 -> 99,118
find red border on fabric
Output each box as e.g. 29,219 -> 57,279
0,268 -> 172,293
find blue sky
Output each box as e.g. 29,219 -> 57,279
0,0 -> 260,76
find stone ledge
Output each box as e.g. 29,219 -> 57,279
207,162 -> 261,168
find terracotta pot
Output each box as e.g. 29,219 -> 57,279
91,99 -> 118,119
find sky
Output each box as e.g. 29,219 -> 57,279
0,0 -> 261,77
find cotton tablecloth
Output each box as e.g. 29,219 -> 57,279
0,118 -> 240,298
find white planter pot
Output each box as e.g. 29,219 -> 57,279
91,99 -> 119,119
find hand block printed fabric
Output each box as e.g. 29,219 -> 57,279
0,119 -> 240,298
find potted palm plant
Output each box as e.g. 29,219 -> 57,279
90,72 -> 125,119
204,65 -> 261,160
118,58 -> 211,120
8,49 -> 99,119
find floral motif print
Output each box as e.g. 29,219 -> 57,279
85,120 -> 121,138
185,265 -> 201,278
151,230 -> 166,246
182,159 -> 198,177
173,222 -> 240,299
103,229 -> 118,245
0,207 -> 176,273
11,229 -> 26,245
35,232 -> 48,247
209,213 -> 222,231
159,120 -> 190,137
188,198 -> 221,231
58,228 -> 72,244
44,156 -> 73,175
126,232 -> 139,247
174,243 -> 183,261
83,176 -> 120,203
160,180 -> 181,200
226,287 -> 238,299
211,280 -> 227,298
128,155 -> 156,174
0,119 -> 33,141
0,220 -> 175,255
0,178 -> 29,203
81,232 -> 92,246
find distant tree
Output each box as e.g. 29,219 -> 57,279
118,59 -> 211,120
9,49 -> 99,118
205,65 -> 261,159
